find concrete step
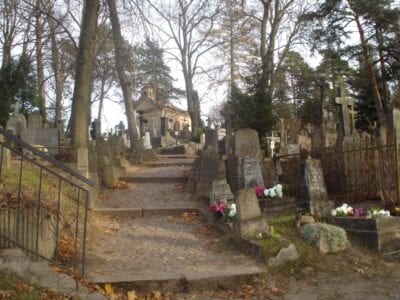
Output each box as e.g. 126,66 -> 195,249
87,266 -> 264,294
93,207 -> 202,218
144,161 -> 194,167
119,176 -> 188,184
156,154 -> 198,160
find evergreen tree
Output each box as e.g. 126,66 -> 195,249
132,39 -> 184,103
0,54 -> 39,126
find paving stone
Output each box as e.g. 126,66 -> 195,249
86,155 -> 264,293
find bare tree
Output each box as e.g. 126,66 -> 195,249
70,0 -> 100,149
257,0 -> 310,100
137,0 -> 222,131
106,0 -> 140,150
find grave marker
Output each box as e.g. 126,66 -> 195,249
233,128 -> 261,159
235,188 -> 269,238
241,157 -> 264,188
299,159 -> 334,218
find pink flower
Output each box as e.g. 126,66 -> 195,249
255,186 -> 266,197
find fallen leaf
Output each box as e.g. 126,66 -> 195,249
355,268 -> 365,274
127,290 -> 138,300
104,283 -> 114,295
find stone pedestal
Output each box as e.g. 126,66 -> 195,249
77,147 -> 89,178
328,217 -> 400,255
234,188 -> 268,239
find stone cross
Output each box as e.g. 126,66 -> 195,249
266,133 -> 280,157
11,101 -> 22,115
335,95 -> 356,137
206,117 -> 212,128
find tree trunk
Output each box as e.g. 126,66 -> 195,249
353,11 -> 388,142
107,0 -> 140,150
35,0 -> 47,124
97,76 -> 106,135
48,14 -> 64,134
70,0 -> 99,149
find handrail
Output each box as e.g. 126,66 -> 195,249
0,128 -> 95,187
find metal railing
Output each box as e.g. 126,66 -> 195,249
311,138 -> 398,205
0,128 -> 95,279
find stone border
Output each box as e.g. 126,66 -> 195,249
327,216 -> 400,256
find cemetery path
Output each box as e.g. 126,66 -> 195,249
86,155 -> 264,293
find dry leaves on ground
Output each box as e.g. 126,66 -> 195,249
181,211 -> 198,221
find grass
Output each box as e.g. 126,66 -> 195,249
0,269 -> 67,299
257,213 -> 323,275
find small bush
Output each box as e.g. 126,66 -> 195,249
300,223 -> 349,253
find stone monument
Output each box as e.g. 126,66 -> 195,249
6,102 -> 27,137
234,188 -> 269,238
299,159 -> 334,219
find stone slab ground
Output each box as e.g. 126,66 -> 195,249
87,155 -> 265,293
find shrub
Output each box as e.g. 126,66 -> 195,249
300,223 -> 349,253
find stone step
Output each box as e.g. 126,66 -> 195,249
88,268 -> 264,294
144,161 -> 194,167
156,154 -> 198,160
119,176 -> 188,184
93,207 -> 202,218
85,216 -> 264,295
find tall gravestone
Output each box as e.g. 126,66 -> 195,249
235,188 -> 269,238
241,157 -> 264,188
204,129 -> 218,153
299,159 -> 334,218
17,114 -> 60,155
27,114 -> 42,129
0,130 -> 11,170
233,128 -> 262,159
227,128 -> 264,193
6,108 -> 27,138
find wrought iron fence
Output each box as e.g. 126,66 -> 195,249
312,137 -> 398,205
0,128 -> 95,279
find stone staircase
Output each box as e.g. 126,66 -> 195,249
86,154 -> 265,294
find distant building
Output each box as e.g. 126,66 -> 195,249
133,86 -> 191,140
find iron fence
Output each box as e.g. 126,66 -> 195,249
0,128 -> 95,279
312,137 -> 398,205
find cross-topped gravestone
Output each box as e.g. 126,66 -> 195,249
266,132 -> 280,157
335,83 -> 357,137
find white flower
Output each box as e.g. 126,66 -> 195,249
331,209 -> 337,216
228,203 -> 236,218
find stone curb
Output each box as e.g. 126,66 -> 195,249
119,176 -> 188,184
92,207 -> 202,218
88,268 -> 264,294
143,162 -> 194,167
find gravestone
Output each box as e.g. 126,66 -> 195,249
195,152 -> 221,198
77,147 -> 89,178
241,157 -> 264,188
234,188 -> 268,238
200,133 -> 205,149
233,128 -> 261,159
227,128 -> 264,193
335,86 -> 357,139
266,132 -> 280,158
299,159 -> 334,218
287,144 -> 300,155
210,179 -> 234,202
6,114 -> 27,138
28,114 -> 43,130
143,132 -> 152,149
0,132 -> 11,170
204,129 -> 218,153
21,128 -> 59,155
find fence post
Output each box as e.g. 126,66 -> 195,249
393,109 -> 400,203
